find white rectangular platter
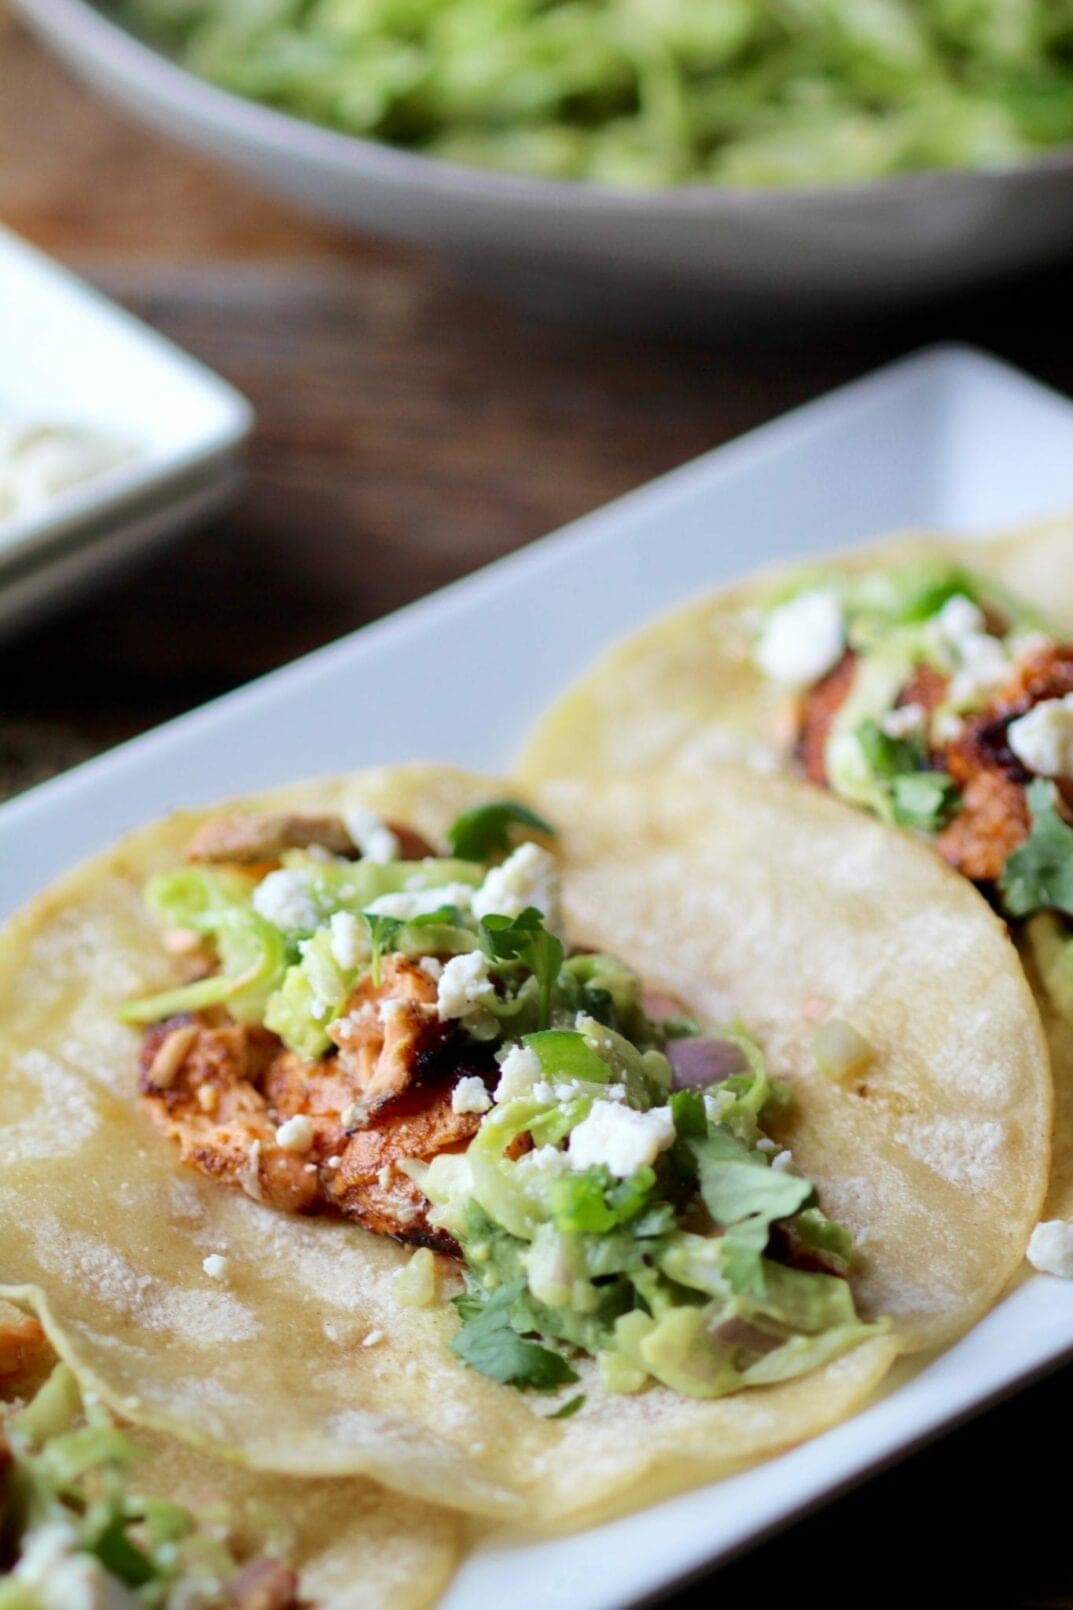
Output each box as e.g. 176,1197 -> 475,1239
3,344 -> 1073,1609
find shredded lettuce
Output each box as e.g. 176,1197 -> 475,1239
119,908 -> 288,1025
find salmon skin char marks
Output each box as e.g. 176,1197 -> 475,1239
138,957 -> 496,1254
794,640 -> 1073,886
938,644 -> 1073,881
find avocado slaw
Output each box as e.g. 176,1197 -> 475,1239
0,1366 -> 292,1610
122,798 -> 880,1401
111,0 -> 1073,189
753,557 -> 1073,1025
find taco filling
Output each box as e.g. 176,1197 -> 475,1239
0,1364 -> 301,1610
751,561 -> 1073,1027
121,798 -> 880,1401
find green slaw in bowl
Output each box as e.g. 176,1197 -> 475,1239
108,0 -> 1073,188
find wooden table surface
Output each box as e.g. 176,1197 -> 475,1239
3,8 -> 1073,1603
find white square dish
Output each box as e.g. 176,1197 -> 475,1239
2,343 -> 1073,1608
0,224 -> 252,573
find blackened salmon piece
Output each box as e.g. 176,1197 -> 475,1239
796,651 -> 858,786
139,1018 -> 321,1214
328,957 -> 447,1117
185,811 -> 356,864
388,824 -> 438,861
137,958 -> 491,1246
897,659 -> 949,717
936,643 -> 1073,884
324,1082 -> 479,1253
185,811 -> 438,867
0,1303 -> 51,1398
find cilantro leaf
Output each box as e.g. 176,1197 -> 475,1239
446,800 -> 556,861
88,1516 -> 158,1588
407,904 -> 468,929
890,772 -> 960,832
363,913 -> 404,986
856,716 -> 925,779
450,1281 -> 579,1392
546,1394 -> 585,1420
1001,779 -> 1073,918
856,718 -> 959,833
479,908 -> 565,1028
669,1089 -> 707,1140
690,1129 -> 813,1227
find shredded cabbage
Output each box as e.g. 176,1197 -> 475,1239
111,0 -> 1073,188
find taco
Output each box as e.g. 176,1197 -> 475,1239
0,765 -> 1048,1528
0,1353 -> 458,1610
518,518 -> 1073,1233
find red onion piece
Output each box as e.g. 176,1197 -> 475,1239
711,1317 -> 782,1355
666,1036 -> 748,1092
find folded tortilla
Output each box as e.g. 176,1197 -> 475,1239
0,765 -> 1047,1527
123,1433 -> 460,1610
518,516 -> 1073,1220
517,517 -> 1073,786
0,1346 -> 458,1610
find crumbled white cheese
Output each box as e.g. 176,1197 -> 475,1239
567,1100 -> 676,1178
362,1328 -> 386,1348
880,702 -> 925,740
276,1114 -> 315,1153
947,631 -> 1010,710
756,1136 -> 777,1154
366,883 -> 475,921
930,595 -> 1011,711
202,1253 -> 230,1280
1027,1219 -> 1073,1278
0,420 -> 134,527
13,1519 -> 138,1610
329,910 -> 370,969
515,1144 -> 570,1180
495,1043 -> 543,1103
703,1087 -> 735,1124
932,710 -> 965,745
436,951 -> 495,1021
936,593 -> 986,644
754,589 -> 844,686
1008,695 -> 1073,779
1009,630 -> 1052,664
769,1149 -> 794,1173
252,868 -> 320,933
418,955 -> 444,982
451,1075 -> 492,1115
344,804 -> 401,865
471,841 -> 562,929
